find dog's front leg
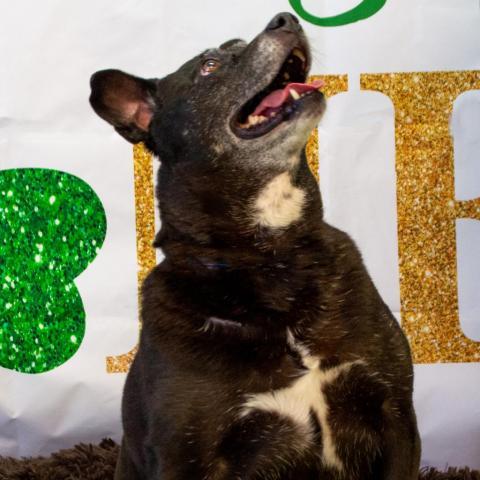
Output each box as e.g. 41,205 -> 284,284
114,438 -> 144,480
380,408 -> 421,480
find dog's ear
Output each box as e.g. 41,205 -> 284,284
90,69 -> 157,144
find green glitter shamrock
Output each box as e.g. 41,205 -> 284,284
0,169 -> 106,374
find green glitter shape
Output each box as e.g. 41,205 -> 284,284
289,0 -> 387,27
0,169 -> 106,374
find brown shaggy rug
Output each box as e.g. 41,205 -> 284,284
0,439 -> 479,479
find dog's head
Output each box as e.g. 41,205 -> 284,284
90,13 -> 325,170
91,13 -> 325,243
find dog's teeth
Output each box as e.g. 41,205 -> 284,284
292,48 -> 306,63
251,115 -> 268,126
290,89 -> 301,100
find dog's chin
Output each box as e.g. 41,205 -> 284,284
269,99 -> 326,157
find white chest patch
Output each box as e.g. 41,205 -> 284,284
240,333 -> 361,472
253,172 -> 305,228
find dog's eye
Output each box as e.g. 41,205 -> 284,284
201,59 -> 221,76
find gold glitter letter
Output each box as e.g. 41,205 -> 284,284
106,144 -> 156,373
361,71 -> 480,363
306,75 -> 348,179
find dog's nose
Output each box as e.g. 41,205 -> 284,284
266,12 -> 301,33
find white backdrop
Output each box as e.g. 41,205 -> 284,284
0,0 -> 479,469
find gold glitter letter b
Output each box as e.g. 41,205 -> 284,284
361,71 -> 480,363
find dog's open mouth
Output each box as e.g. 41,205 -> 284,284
231,46 -> 324,139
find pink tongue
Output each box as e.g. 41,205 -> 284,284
252,79 -> 324,117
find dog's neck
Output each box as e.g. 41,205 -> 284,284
153,156 -> 326,321
154,151 -> 323,261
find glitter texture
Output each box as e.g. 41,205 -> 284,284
106,144 -> 155,373
109,72 -> 479,371
0,169 -> 106,373
306,75 -> 349,180
362,71 -> 480,363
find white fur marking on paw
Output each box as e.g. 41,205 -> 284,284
253,172 -> 305,228
241,333 -> 363,472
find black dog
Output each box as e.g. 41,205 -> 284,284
90,12 -> 420,480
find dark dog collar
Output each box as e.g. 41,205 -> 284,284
191,256 -> 230,271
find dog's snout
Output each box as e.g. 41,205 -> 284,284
266,12 -> 301,33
